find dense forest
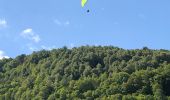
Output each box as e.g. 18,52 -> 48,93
1,46 -> 170,100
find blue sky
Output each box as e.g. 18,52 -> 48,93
0,0 -> 170,58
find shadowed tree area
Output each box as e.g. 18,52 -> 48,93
163,78 -> 170,96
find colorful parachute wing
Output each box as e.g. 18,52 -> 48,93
81,0 -> 87,7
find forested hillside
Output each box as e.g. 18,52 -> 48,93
1,46 -> 170,100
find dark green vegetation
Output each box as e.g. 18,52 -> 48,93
1,46 -> 170,100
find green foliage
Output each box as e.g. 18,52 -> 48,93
0,46 -> 170,99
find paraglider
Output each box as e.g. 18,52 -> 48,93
81,0 -> 90,13
81,0 -> 88,7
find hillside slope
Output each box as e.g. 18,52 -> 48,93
1,46 -> 170,100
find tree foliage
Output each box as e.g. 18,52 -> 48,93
1,46 -> 170,99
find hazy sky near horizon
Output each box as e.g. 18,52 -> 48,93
0,0 -> 170,58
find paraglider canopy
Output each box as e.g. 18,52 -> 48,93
81,0 -> 90,13
81,0 -> 88,7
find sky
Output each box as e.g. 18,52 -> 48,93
0,0 -> 170,58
